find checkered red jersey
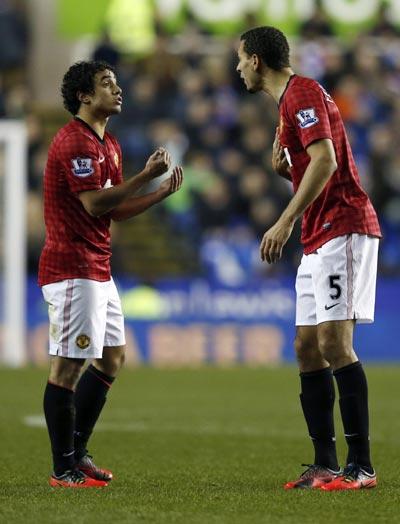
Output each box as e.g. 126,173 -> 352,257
278,75 -> 381,254
38,118 -> 123,286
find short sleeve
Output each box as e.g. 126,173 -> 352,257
58,133 -> 102,193
286,86 -> 333,150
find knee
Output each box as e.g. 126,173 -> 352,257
49,358 -> 84,389
112,348 -> 125,373
294,334 -> 322,369
318,336 -> 352,369
294,334 -> 305,364
97,346 -> 125,377
117,350 -> 126,370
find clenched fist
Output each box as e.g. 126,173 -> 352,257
145,147 -> 172,178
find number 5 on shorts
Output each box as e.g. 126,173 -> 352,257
329,275 -> 341,300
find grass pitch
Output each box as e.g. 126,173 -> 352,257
1,366 -> 400,523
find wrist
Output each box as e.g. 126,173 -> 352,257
155,187 -> 167,201
140,167 -> 153,181
280,210 -> 297,226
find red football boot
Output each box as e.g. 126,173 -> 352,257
76,454 -> 113,482
49,469 -> 108,488
321,463 -> 377,491
284,464 -> 340,489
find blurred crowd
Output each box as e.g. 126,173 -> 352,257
1,1 -> 400,283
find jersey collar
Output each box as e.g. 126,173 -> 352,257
74,116 -> 105,144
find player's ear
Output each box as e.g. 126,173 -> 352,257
251,54 -> 261,71
77,91 -> 91,105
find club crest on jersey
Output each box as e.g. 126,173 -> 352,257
296,108 -> 319,129
71,157 -> 94,177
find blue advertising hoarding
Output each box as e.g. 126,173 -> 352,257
26,276 -> 399,365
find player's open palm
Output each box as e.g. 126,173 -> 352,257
159,166 -> 184,198
146,147 -> 172,178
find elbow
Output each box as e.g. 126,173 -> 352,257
85,205 -> 101,217
83,203 -> 105,218
78,191 -> 107,217
316,155 -> 337,177
110,212 -> 124,222
329,158 -> 338,175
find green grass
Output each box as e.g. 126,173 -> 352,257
1,366 -> 400,523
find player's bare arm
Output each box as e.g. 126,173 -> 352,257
111,166 -> 184,221
78,148 -> 171,217
272,129 -> 291,181
260,138 -> 337,263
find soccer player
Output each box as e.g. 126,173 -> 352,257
236,27 -> 381,490
38,61 -> 183,488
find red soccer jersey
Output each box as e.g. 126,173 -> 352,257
278,75 -> 381,254
38,118 -> 123,286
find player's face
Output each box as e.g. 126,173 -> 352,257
87,70 -> 123,116
236,40 -> 262,93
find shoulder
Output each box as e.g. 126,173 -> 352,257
285,76 -> 324,104
284,76 -> 327,113
55,126 -> 99,155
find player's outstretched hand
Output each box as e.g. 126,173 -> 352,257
272,128 -> 290,178
145,147 -> 172,178
260,217 -> 294,264
158,166 -> 184,198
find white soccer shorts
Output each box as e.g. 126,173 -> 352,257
42,278 -> 126,359
295,234 -> 379,326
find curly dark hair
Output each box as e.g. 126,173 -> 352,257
240,26 -> 290,71
61,60 -> 115,115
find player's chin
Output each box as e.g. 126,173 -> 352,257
109,103 -> 122,114
247,84 -> 259,94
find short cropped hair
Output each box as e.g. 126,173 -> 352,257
240,26 -> 290,71
61,60 -> 115,115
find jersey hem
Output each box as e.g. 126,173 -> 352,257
302,230 -> 381,254
39,275 -> 112,287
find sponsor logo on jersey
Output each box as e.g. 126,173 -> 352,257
76,334 -> 90,350
296,108 -> 319,129
71,158 -> 94,177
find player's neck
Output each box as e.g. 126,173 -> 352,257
75,111 -> 108,140
262,67 -> 295,104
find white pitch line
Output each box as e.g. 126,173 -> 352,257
22,415 -> 302,438
22,415 -> 394,443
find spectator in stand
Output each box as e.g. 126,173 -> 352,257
92,30 -> 121,68
0,0 -> 29,71
366,1 -> 400,38
299,0 -> 334,39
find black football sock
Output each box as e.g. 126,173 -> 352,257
334,361 -> 373,473
74,364 -> 115,460
43,382 -> 76,476
300,367 -> 339,471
